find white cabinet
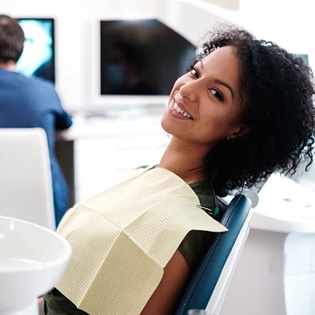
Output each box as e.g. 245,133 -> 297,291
221,174 -> 315,315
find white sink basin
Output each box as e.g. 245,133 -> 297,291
0,216 -> 71,314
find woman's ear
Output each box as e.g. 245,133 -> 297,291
226,124 -> 249,140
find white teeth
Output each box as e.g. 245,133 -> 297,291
174,103 -> 192,119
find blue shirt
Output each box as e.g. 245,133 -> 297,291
0,68 -> 73,225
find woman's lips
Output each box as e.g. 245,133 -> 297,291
173,101 -> 194,120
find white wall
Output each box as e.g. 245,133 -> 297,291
2,0 -> 314,113
1,0 -> 157,112
157,0 -> 314,68
226,0 -> 314,67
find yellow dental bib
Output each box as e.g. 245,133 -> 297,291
56,167 -> 227,315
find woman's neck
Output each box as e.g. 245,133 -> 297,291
159,139 -> 211,184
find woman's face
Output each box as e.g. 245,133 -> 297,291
161,45 -> 247,149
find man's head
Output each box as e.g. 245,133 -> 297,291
0,15 -> 24,64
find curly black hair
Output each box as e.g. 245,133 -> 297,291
196,24 -> 315,196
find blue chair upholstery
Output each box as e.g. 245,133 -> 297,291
175,194 -> 252,315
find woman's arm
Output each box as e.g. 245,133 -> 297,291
141,249 -> 191,315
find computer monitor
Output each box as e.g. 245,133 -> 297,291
95,18 -> 197,107
16,17 -> 55,84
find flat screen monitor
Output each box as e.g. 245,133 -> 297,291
16,18 -> 55,84
97,18 -> 197,107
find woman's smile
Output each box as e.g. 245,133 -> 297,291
171,100 -> 194,120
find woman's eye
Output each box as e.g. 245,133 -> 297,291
190,67 -> 199,78
210,88 -> 224,102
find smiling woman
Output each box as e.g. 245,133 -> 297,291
161,45 -> 246,153
44,24 -> 315,315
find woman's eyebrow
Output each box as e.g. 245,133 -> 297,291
215,79 -> 234,99
198,60 -> 235,99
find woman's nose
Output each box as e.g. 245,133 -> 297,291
179,80 -> 198,102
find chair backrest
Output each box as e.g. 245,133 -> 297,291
0,128 -> 56,230
175,193 -> 253,315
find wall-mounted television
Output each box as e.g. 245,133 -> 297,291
16,18 -> 55,84
95,18 -> 197,108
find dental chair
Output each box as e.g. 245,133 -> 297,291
175,192 -> 255,315
0,128 -> 56,230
